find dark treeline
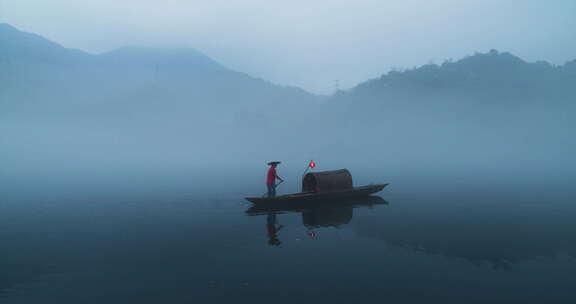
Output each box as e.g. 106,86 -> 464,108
342,49 -> 575,104
327,49 -> 576,122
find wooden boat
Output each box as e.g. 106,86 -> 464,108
245,169 -> 388,204
245,184 -> 387,204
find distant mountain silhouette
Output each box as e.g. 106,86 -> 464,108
329,49 -> 576,120
1,24 -> 574,180
2,23 -> 574,129
0,23 -> 90,65
99,46 -> 223,70
0,23 -> 318,126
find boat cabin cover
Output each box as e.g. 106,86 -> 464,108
302,169 -> 353,193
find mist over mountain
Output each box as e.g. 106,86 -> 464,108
1,23 -> 574,180
329,49 -> 576,120
2,3 -> 576,300
0,23 -> 318,128
4,23 -> 573,124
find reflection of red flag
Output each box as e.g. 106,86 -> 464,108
308,161 -> 316,168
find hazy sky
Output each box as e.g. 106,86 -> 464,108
2,0 -> 575,94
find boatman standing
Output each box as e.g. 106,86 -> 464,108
266,161 -> 284,197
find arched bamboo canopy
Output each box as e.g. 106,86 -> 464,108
302,169 -> 353,193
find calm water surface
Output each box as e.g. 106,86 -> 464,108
0,170 -> 575,303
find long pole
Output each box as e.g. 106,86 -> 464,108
262,180 -> 284,197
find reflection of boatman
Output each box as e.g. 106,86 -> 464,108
266,213 -> 284,246
266,161 -> 284,198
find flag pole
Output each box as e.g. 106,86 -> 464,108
301,160 -> 315,178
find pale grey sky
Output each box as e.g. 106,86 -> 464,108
2,0 -> 575,94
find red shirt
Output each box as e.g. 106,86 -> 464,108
266,167 -> 276,185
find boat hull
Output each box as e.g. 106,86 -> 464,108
245,183 -> 388,204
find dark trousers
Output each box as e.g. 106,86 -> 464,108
267,184 -> 276,197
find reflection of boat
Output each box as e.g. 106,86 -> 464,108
245,196 -> 388,216
248,196 -> 387,245
245,169 -> 388,204
302,205 -> 353,228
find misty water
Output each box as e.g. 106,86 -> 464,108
1,165 -> 575,303
2,21 -> 576,303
